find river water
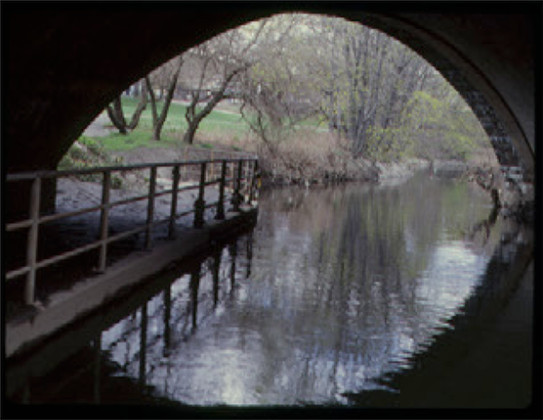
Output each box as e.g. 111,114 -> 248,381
5,172 -> 534,411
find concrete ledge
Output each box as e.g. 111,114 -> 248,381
5,208 -> 257,358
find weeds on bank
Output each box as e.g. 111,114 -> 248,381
57,136 -> 125,187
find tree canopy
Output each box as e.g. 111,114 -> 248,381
109,13 -> 490,163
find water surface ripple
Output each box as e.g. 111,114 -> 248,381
7,173 -> 533,409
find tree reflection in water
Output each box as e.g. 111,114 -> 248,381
6,173 -> 533,409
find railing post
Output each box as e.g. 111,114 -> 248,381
216,160 -> 226,220
209,153 -> 215,179
194,162 -> 206,228
231,160 -> 243,212
244,160 -> 251,202
145,166 -> 157,249
25,177 -> 41,305
240,160 -> 247,204
248,160 -> 258,204
98,171 -> 111,272
169,165 -> 180,239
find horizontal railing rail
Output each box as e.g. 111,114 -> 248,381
5,158 -> 257,181
5,158 -> 259,306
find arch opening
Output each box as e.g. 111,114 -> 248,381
4,5 -> 535,173
4,4 -> 537,218
70,13 -> 500,169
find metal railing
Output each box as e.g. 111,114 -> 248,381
5,158 -> 259,305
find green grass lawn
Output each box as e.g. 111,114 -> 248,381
94,97 -> 250,151
96,130 -> 179,151
89,96 -> 326,152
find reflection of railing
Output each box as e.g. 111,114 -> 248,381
6,234 -> 254,402
5,158 -> 259,305
103,236 -> 252,388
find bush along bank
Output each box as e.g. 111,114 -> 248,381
257,144 -> 430,188
250,129 -> 437,187
256,141 -> 533,226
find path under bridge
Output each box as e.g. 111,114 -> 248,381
5,157 -> 260,357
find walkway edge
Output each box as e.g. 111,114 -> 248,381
5,208 -> 258,358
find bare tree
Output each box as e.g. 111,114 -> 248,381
301,16 -> 439,160
106,83 -> 148,134
145,56 -> 183,141
238,14 -> 321,152
104,13 -> 487,166
181,20 -> 268,144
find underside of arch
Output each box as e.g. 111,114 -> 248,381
3,3 -> 537,178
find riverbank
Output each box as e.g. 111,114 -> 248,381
78,113 -> 482,188
65,134 -> 535,225
108,144 -> 431,187
105,145 -> 533,227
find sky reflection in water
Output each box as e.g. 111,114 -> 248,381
98,174 -> 500,405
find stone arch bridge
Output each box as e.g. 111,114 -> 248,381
3,3 -> 538,215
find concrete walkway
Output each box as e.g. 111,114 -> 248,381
5,177 -> 246,324
5,207 -> 257,358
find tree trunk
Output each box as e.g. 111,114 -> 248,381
145,76 -> 159,127
183,66 -> 245,145
183,123 -> 199,145
127,90 -> 148,130
106,96 -> 128,134
107,89 -> 149,134
146,57 -> 183,141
